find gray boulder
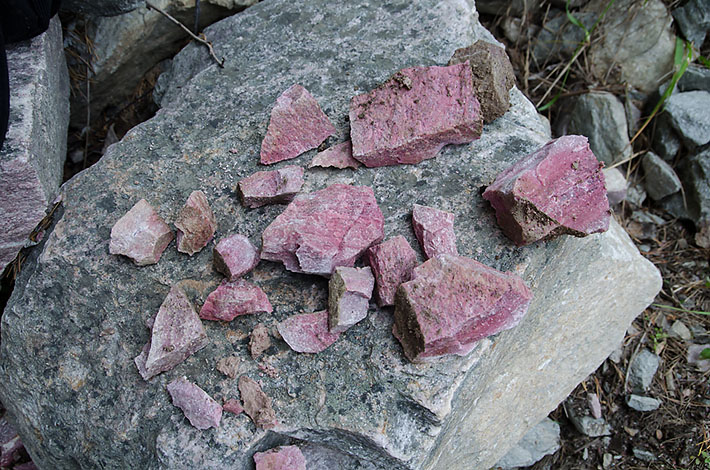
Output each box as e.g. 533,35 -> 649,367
495,418 -> 560,468
678,64 -> 710,93
672,0 -> 710,47
641,151 -> 682,200
664,91 -> 710,149
677,147 -> 710,248
0,17 -> 69,273
0,1 -> 661,469
628,349 -> 661,392
652,113 -> 681,161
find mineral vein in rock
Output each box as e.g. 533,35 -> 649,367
109,199 -> 174,266
238,166 -> 304,208
174,190 -> 217,255
411,204 -> 458,259
166,377 -> 222,430
199,279 -> 273,322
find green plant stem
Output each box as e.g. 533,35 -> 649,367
653,303 -> 710,316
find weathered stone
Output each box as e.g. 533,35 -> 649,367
217,356 -> 242,379
174,190 -> 216,255
250,323 -> 271,358
652,113 -> 682,161
238,166 -> 305,208
672,0 -> 710,47
0,417 -> 23,467
669,320 -> 692,341
349,63 -> 483,167
677,148 -> 710,248
166,377 -> 222,430
483,135 -> 610,246
588,392 -> 602,419
394,254 -> 533,362
632,448 -> 657,462
641,152 -> 682,201
260,85 -> 335,165
238,375 -> 277,429
678,64 -> 710,93
411,204 -> 457,259
261,184 -> 384,276
0,17 -> 68,272
134,285 -> 209,380
309,141 -> 361,169
365,236 -> 418,307
569,415 -> 611,437
213,234 -> 260,280
603,168 -> 627,205
628,349 -> 661,392
277,311 -> 341,354
448,41 -> 515,123
664,91 -> 710,148
199,279 -> 273,321
223,399 -> 244,415
254,445 -> 307,470
495,418 -> 560,469
328,267 -> 375,334
109,199 -> 174,266
626,394 -> 661,412
687,344 -> 710,372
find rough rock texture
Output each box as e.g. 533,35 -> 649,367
365,236 -> 418,307
213,234 -> 260,280
411,204 -> 457,259
569,415 -> 611,437
261,184 -> 384,276
109,199 -> 174,266
238,166 -> 305,208
349,63 -> 483,167
483,135 -> 610,245
254,445 -> 307,470
687,344 -> 710,372
641,152 -> 682,201
0,1 -> 662,469
238,376 -> 277,429
277,311 -> 341,354
260,85 -> 335,164
328,267 -> 375,334
651,113 -> 681,161
61,0 -> 143,15
603,168 -> 627,205
495,418 -> 560,469
166,377 -> 222,430
628,350 -> 661,392
672,0 -> 710,47
394,254 -> 533,361
223,398 -> 244,415
0,17 -> 68,272
664,91 -> 710,148
249,323 -> 271,358
677,147 -> 710,248
626,394 -> 661,412
175,190 -> 217,255
0,417 -> 23,467
678,64 -> 710,93
199,280 -> 272,321
309,141 -> 361,169
448,41 -> 515,123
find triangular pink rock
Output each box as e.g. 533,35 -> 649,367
109,199 -> 174,266
309,141 -> 361,169
277,310 -> 340,353
199,279 -> 273,322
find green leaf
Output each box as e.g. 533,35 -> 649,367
566,0 -> 590,43
699,55 -> 710,69
653,303 -> 710,315
700,348 -> 710,360
705,277 -> 710,289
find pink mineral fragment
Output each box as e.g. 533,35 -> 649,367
277,310 -> 340,353
166,377 -> 222,430
261,183 -> 384,276
174,190 -> 216,255
0,417 -> 23,467
254,445 -> 307,470
260,84 -> 336,165
482,135 -> 611,246
109,199 -> 174,266
238,375 -> 277,429
393,254 -> 533,362
213,234 -> 260,280
328,266 -> 375,334
411,204 -> 458,259
349,63 -> 482,167
238,166 -> 305,208
309,141 -> 361,169
134,285 -> 209,380
199,279 -> 273,322
217,356 -> 241,378
364,235 -> 418,307
250,323 -> 271,359
223,398 -> 244,415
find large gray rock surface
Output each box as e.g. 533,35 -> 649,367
495,418 -> 560,468
664,91 -> 710,148
0,17 -> 68,272
0,1 -> 661,469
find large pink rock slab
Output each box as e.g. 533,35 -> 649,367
328,266 -> 375,333
109,199 -> 174,266
199,279 -> 272,322
213,234 -> 260,280
277,310 -> 340,353
260,84 -> 336,165
174,190 -> 216,255
238,166 -> 304,208
261,183 -> 384,276
482,135 -> 611,246
254,445 -> 306,470
238,375 -> 277,429
393,254 -> 533,362
166,377 -> 222,430
134,285 -> 209,380
309,141 -> 361,169
349,63 -> 482,167
412,204 -> 457,259
364,235 -> 418,306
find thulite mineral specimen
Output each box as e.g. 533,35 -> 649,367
237,166 -> 304,208
174,190 -> 217,255
249,323 -> 271,358
166,377 -> 222,430
411,204 -> 458,259
260,84 -> 336,165
364,235 -> 418,306
134,285 -> 209,380
261,183 -> 384,276
238,375 -> 277,429
213,234 -> 260,280
349,63 -> 482,167
309,141 -> 361,169
199,280 -> 273,322
277,310 -> 340,353
394,254 -> 533,362
109,199 -> 173,265
328,266 -> 375,333
254,445 -> 306,470
482,135 -> 611,246
223,399 -> 244,415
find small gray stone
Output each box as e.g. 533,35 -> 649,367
603,168 -> 627,205
495,418 -> 560,469
628,349 -> 661,392
533,10 -> 597,65
672,0 -> 710,47
642,152 -> 682,200
626,394 -> 662,412
664,91 -> 710,148
669,320 -> 692,341
678,64 -> 710,93
626,184 -> 647,207
652,113 -> 682,161
602,452 -> 613,469
632,448 -> 657,462
630,211 -> 665,226
624,99 -> 642,139
571,416 -> 611,437
687,343 -> 710,372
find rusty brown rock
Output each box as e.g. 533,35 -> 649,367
174,190 -> 217,256
238,375 -> 277,429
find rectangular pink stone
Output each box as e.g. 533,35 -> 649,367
238,166 -> 304,208
364,235 -> 418,306
411,204 -> 457,259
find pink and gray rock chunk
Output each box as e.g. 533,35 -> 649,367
134,285 -> 209,380
109,199 -> 174,266
277,310 -> 340,353
174,190 -> 217,255
309,141 -> 361,169
365,235 -> 418,306
393,254 -> 533,362
412,204 -> 457,259
261,183 -> 384,276
260,84 -> 336,165
238,166 -> 304,208
238,375 -> 277,429
223,398 -> 244,415
213,234 -> 260,280
166,377 -> 222,430
328,266 -> 374,333
349,63 -> 483,167
482,135 -> 611,246
199,279 -> 272,322
254,445 -> 306,470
